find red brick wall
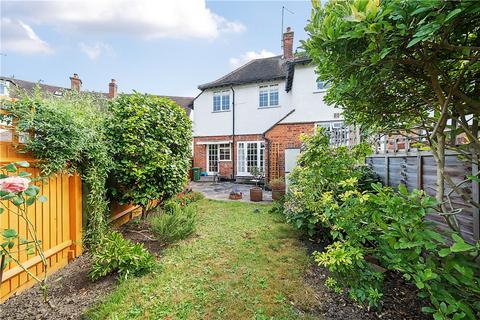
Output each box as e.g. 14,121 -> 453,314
265,122 -> 315,182
193,134 -> 263,179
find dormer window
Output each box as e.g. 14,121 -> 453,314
213,90 -> 230,112
259,84 -> 279,108
0,80 -> 9,97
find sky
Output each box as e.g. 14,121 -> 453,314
0,0 -> 313,97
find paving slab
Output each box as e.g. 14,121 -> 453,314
189,181 -> 272,203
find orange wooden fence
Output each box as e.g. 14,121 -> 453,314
0,109 -> 139,302
0,142 -> 83,302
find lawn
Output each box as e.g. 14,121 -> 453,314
86,199 -> 319,320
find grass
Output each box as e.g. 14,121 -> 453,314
85,199 -> 318,320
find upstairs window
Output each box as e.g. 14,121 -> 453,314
259,84 -> 279,107
213,91 -> 230,112
316,80 -> 330,91
218,143 -> 231,161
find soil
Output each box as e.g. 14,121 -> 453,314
303,240 -> 432,320
0,218 -> 163,320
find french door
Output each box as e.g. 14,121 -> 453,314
207,144 -> 219,174
237,141 -> 265,176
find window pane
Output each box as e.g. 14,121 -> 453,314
213,95 -> 221,111
221,94 -> 230,110
247,143 -> 258,173
238,143 -> 245,172
269,89 -> 278,106
219,144 -> 230,160
259,91 -> 268,107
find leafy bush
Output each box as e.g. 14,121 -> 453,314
107,93 -> 192,218
5,89 -> 113,247
286,130 -> 480,319
89,231 -> 155,281
284,129 -> 374,237
150,201 -> 197,244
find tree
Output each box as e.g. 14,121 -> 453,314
107,93 -> 192,218
304,0 -> 480,234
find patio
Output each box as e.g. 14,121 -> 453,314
189,181 -> 272,203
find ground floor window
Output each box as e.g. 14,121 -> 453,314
207,143 -> 231,174
237,141 -> 265,176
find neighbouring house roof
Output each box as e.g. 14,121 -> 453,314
0,76 -> 194,115
198,55 -> 288,90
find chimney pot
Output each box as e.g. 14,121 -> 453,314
282,27 -> 294,60
108,78 -> 117,98
69,73 -> 82,92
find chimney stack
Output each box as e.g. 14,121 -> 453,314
108,79 -> 117,98
282,27 -> 294,60
70,73 -> 82,92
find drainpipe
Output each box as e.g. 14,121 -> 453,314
230,86 -> 236,181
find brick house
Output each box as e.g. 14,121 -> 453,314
193,27 -> 350,182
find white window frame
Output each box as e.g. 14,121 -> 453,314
237,141 -> 265,176
315,121 -> 349,146
0,80 -> 9,97
258,84 -> 279,108
315,80 -> 329,92
218,143 -> 231,161
213,90 -> 231,112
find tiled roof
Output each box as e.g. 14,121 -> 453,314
0,76 -> 193,115
198,55 -> 288,90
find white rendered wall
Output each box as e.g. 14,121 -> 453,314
281,64 -> 341,124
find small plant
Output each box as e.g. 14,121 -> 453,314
0,161 -> 49,301
89,231 -> 155,281
173,191 -> 204,207
150,201 -> 197,244
269,178 -> 285,190
250,167 -> 264,187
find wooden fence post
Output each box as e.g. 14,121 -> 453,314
68,173 -> 83,259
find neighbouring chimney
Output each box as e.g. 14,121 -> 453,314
108,79 -> 117,98
70,73 -> 82,92
282,27 -> 294,60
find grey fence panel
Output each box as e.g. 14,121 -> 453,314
366,151 -> 479,243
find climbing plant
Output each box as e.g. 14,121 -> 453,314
4,88 -> 113,247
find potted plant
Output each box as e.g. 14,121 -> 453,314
269,178 -> 286,201
249,167 -> 264,202
229,186 -> 243,200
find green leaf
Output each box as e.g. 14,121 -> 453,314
5,163 -> 16,173
445,8 -> 462,22
11,196 -> 24,206
438,248 -> 451,257
2,229 -> 18,238
407,37 -> 423,48
15,161 -> 30,168
26,196 -> 35,206
0,208 -> 3,215
24,185 -> 39,197
18,171 -> 31,177
411,7 -> 430,16
450,241 -> 475,253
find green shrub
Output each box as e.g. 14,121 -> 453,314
89,231 -> 155,281
286,130 -> 480,319
107,93 -> 192,218
150,201 -> 197,244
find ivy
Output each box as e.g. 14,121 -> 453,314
5,88 -> 113,247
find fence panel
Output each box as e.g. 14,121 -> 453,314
0,145 -> 83,302
366,151 -> 479,244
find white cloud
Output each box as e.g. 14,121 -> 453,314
1,18 -> 52,54
229,49 -> 276,68
3,0 -> 245,40
79,42 -> 113,60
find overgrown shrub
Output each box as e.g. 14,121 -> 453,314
286,130 -> 480,319
89,231 -> 155,281
5,89 -> 113,247
284,129 -> 374,237
107,93 -> 192,218
150,201 -> 197,244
